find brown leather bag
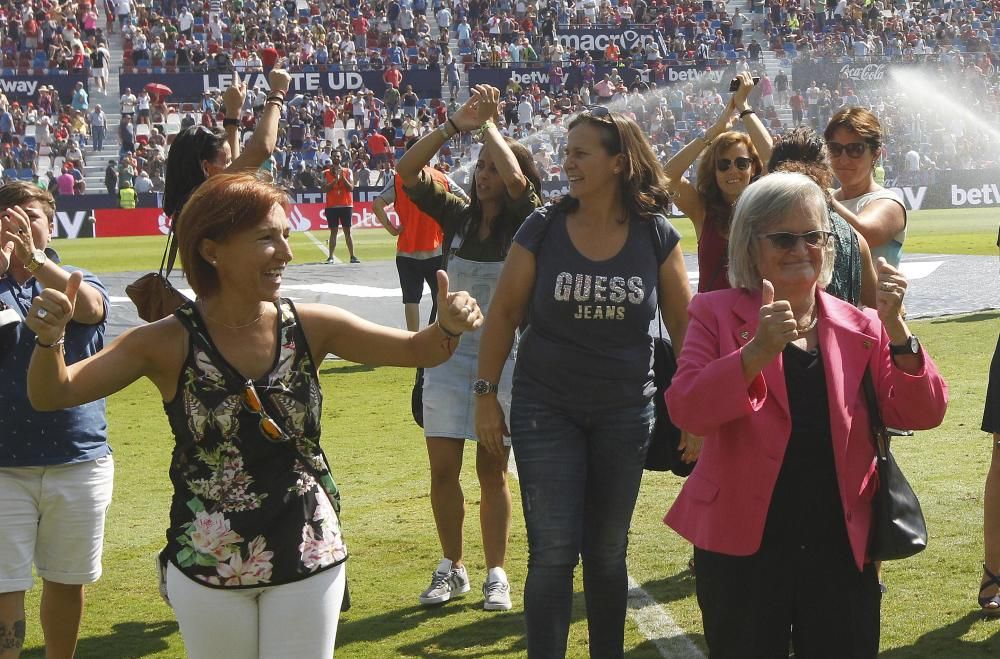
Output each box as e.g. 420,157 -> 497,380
125,223 -> 188,322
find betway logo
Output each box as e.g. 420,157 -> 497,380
950,183 -> 1000,206
885,186 -> 926,211
512,71 -> 550,85
0,80 -> 38,96
53,211 -> 94,239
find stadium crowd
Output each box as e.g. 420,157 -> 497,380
0,0 -> 998,192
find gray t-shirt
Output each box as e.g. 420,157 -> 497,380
513,205 -> 680,412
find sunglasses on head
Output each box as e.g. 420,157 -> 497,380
758,230 -> 834,250
241,380 -> 289,443
716,157 -> 752,172
826,141 -> 869,158
582,104 -> 613,121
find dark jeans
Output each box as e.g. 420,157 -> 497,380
510,394 -> 654,659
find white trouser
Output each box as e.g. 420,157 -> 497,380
166,562 -> 346,658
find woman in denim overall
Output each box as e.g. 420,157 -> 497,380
396,84 -> 541,611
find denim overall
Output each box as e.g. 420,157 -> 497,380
422,238 -> 516,442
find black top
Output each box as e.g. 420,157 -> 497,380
762,344 -> 851,555
162,301 -> 346,589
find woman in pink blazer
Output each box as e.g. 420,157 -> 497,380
665,172 -> 948,658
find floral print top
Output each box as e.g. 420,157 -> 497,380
162,300 -> 347,589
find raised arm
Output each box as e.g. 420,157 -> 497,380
221,73 -> 248,161
228,69 -> 291,172
472,85 -> 527,199
730,71 -> 773,168
25,272 -> 166,410
664,96 -> 737,232
1,206 -> 105,325
396,86 -> 491,188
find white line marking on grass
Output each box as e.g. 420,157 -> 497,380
899,260 -> 943,280
505,450 -> 702,658
627,576 -> 705,659
303,230 -> 341,263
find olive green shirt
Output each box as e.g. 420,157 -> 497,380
404,169 -> 541,263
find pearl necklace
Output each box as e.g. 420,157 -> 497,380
796,313 -> 819,333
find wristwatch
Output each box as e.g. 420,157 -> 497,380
889,335 -> 920,356
26,248 -> 47,272
473,379 -> 499,396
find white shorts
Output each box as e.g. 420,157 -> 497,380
0,455 -> 114,593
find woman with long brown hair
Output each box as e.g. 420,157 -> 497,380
664,72 -> 773,292
395,84 -> 541,611
476,108 -> 692,657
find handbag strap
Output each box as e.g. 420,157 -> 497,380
861,368 -> 889,460
648,216 -> 666,341
159,216 -> 178,277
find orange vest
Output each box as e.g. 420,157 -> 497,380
393,167 -> 446,255
325,168 -> 353,207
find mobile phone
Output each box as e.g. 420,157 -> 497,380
729,77 -> 761,91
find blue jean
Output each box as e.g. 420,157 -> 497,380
510,394 -> 654,659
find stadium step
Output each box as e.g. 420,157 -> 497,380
82,27 -> 126,193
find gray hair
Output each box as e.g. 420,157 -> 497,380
727,171 -> 835,290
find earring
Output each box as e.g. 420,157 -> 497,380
211,260 -> 217,266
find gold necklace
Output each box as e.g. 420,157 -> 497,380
198,302 -> 265,330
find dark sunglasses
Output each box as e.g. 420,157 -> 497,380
716,157 -> 752,172
241,380 -> 289,443
582,104 -> 614,121
826,141 -> 869,158
758,230 -> 834,250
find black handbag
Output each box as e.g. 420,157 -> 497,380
125,222 -> 188,322
645,315 -> 693,476
411,367 -> 425,428
862,369 -> 928,561
644,217 -> 692,477
410,300 -> 438,428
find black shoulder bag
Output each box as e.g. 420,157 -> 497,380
644,218 -> 692,476
862,369 -> 928,561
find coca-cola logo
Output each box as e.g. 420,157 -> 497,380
838,63 -> 888,81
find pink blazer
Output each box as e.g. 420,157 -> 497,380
664,288 -> 948,570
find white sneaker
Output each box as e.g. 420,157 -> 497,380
483,576 -> 512,611
418,560 -> 470,605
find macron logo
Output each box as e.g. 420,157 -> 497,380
0,80 -> 39,96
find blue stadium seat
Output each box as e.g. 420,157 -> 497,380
24,136 -> 36,149
18,168 -> 32,181
3,168 -> 17,180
